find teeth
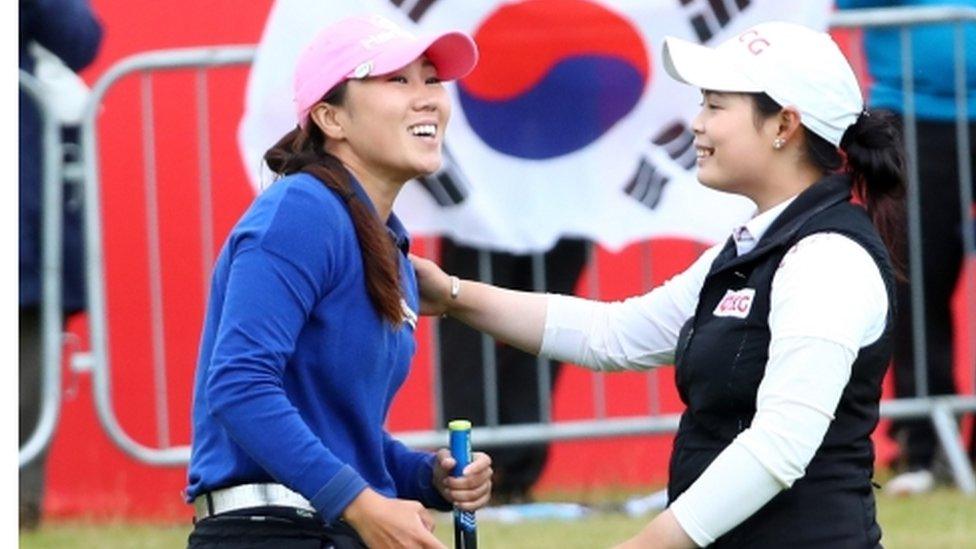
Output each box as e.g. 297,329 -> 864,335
696,148 -> 713,158
409,124 -> 436,137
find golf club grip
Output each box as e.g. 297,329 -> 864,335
449,420 -> 477,549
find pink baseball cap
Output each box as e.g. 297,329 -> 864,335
293,14 -> 479,128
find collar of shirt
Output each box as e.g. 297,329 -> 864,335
732,196 -> 798,256
345,171 -> 411,255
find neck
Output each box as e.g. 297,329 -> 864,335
752,161 -> 823,214
331,153 -> 404,223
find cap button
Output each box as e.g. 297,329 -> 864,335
353,61 -> 373,79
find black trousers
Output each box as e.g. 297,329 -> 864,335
437,238 -> 589,499
187,507 -> 366,549
888,117 -> 976,468
20,307 -> 47,529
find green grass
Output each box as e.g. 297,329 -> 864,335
20,489 -> 976,548
19,523 -> 189,549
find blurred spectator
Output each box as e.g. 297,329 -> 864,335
19,0 -> 102,529
438,237 -> 588,503
836,0 -> 976,494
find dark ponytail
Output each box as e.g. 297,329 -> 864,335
751,93 -> 906,276
838,110 -> 906,276
264,83 -> 404,325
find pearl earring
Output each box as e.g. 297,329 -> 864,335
773,137 -> 785,150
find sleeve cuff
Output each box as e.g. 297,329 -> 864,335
668,440 -> 784,545
669,499 -> 713,547
310,465 -> 369,523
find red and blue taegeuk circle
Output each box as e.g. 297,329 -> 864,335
458,0 -> 650,160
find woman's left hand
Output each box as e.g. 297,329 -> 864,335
432,448 -> 493,511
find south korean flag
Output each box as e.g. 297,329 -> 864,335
239,0 -> 834,253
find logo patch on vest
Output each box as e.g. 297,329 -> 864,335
713,288 -> 756,319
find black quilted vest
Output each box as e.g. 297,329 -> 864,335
669,174 -> 895,548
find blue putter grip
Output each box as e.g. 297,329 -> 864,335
449,420 -> 477,549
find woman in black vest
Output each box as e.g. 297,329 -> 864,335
412,21 -> 905,548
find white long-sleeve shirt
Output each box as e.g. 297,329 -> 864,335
539,198 -> 888,546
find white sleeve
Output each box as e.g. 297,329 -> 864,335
669,233 -> 888,545
538,244 -> 722,371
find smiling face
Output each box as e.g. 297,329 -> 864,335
318,56 -> 451,184
691,91 -> 779,198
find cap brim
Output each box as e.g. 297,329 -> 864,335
662,36 -> 762,93
423,31 -> 479,81
370,30 -> 479,82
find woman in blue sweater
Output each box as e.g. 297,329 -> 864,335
185,14 -> 488,548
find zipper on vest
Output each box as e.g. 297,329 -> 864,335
679,326 -> 696,363
675,325 -> 695,394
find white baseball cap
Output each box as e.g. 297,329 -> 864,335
662,21 -> 863,147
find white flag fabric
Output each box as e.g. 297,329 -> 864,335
239,0 -> 834,253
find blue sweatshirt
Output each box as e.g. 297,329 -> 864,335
837,0 -> 976,120
186,171 -> 448,522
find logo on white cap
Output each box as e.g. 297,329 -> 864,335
737,29 -> 770,55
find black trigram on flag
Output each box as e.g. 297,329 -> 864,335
624,121 -> 696,210
654,122 -> 697,170
416,145 -> 470,206
387,0 -> 440,22
679,0 -> 752,43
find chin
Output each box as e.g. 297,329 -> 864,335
696,172 -> 734,195
415,158 -> 443,177
695,170 -> 718,189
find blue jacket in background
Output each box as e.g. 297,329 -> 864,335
19,0 -> 103,313
837,0 -> 976,121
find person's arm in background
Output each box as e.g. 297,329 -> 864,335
616,234 -> 889,548
20,0 -> 103,71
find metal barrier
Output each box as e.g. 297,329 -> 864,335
831,4 -> 976,495
45,5 -> 976,495
18,71 -> 66,468
78,46 -> 255,465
